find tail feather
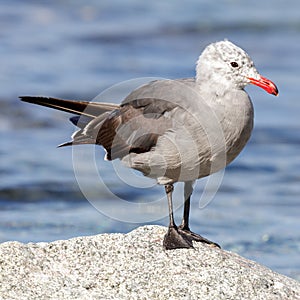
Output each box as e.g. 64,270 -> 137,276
57,141 -> 73,148
69,115 -> 93,128
57,132 -> 97,148
19,96 -> 119,118
20,95 -> 123,153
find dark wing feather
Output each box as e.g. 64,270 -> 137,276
69,115 -> 93,128
20,79 -> 188,159
66,99 -> 175,160
19,96 -> 118,118
125,98 -> 177,118
68,81 -> 183,160
20,95 -> 120,148
71,99 -> 175,160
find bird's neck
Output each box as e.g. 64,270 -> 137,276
195,59 -> 242,98
195,75 -> 238,99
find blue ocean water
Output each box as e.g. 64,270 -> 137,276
0,0 -> 299,280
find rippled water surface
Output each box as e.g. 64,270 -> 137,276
0,0 -> 299,280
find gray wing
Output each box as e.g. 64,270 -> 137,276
71,79 -> 196,160
71,98 -> 175,160
21,79 -> 197,161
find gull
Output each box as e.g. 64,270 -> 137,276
20,40 -> 278,249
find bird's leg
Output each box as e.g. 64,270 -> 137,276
178,181 -> 194,231
163,184 -> 193,250
178,181 -> 221,248
166,183 -> 176,228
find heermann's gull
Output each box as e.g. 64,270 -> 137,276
20,40 -> 278,250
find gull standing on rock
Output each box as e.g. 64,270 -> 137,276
20,40 -> 278,250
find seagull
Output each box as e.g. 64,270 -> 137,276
20,40 -> 278,250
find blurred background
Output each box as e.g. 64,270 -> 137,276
0,0 -> 299,279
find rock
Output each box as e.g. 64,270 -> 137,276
0,225 -> 299,300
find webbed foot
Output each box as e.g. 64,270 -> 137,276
178,225 -> 221,248
163,226 -> 194,250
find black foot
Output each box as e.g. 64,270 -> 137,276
163,226 -> 194,250
178,225 -> 221,248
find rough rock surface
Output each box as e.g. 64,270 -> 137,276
0,225 -> 299,300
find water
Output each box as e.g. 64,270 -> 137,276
0,0 -> 299,280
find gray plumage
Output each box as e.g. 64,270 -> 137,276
20,40 -> 278,249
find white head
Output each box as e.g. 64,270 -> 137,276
196,40 -> 278,96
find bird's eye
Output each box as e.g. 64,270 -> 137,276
230,62 -> 239,68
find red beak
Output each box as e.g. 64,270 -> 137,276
248,76 -> 278,96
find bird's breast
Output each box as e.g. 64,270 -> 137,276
215,91 -> 254,166
122,89 -> 254,183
